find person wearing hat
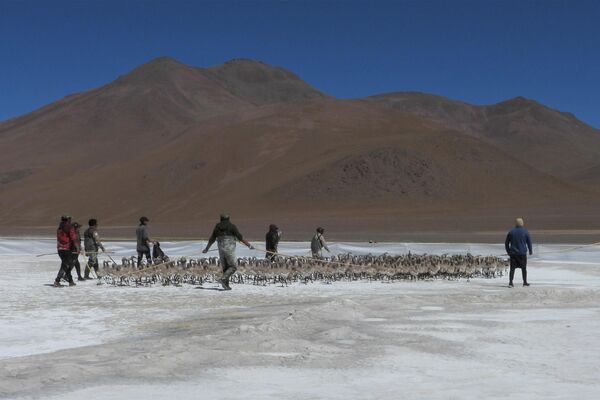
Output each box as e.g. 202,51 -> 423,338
84,218 -> 105,279
505,217 -> 533,287
136,216 -> 154,267
53,215 -> 79,287
311,227 -> 330,258
265,224 -> 282,260
202,214 -> 254,290
71,222 -> 85,281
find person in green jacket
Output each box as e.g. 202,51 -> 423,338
203,214 -> 254,290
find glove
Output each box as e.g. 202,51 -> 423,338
202,249 -> 208,254
249,245 -> 255,250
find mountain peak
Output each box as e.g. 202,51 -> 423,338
116,56 -> 188,85
204,59 -> 328,105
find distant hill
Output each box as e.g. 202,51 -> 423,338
1,57 -> 599,239
365,92 -> 600,182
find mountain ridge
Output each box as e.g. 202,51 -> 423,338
1,57 -> 599,237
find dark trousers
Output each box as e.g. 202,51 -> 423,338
137,250 -> 151,267
73,256 -> 82,279
56,250 -> 75,283
509,254 -> 528,284
266,247 -> 277,260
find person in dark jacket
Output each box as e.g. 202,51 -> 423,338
53,215 -> 80,287
136,216 -> 153,267
202,214 -> 254,290
265,224 -> 282,260
71,222 -> 84,281
505,218 -> 533,287
152,241 -> 169,263
84,218 -> 105,279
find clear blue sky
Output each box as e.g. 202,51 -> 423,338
1,0 -> 599,127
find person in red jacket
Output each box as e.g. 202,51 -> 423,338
53,215 -> 80,287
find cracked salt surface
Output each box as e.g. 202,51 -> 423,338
1,239 -> 600,399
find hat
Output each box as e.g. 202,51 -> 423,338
61,214 -> 71,221
140,216 -> 149,223
220,213 -> 230,221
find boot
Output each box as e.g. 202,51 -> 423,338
508,282 -> 514,288
220,279 -> 232,290
53,281 -> 63,287
523,282 -> 530,287
69,281 -> 76,287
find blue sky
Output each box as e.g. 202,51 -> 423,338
1,0 -> 599,127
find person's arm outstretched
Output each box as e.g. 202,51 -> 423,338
202,229 -> 217,253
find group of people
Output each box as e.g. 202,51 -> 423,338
53,213 -> 331,290
53,215 -> 105,287
54,213 -> 532,290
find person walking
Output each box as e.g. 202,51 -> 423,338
136,216 -> 153,267
311,227 -> 330,258
265,224 -> 282,260
202,214 -> 254,290
84,218 -> 105,279
53,215 -> 79,287
71,222 -> 84,281
505,217 -> 533,287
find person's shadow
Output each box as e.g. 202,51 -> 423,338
195,286 -> 226,291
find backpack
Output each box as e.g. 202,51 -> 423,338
57,223 -> 72,249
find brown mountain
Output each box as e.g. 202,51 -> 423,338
365,92 -> 600,182
1,57 -> 599,241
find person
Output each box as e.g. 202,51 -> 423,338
202,214 -> 254,290
265,224 -> 282,260
53,215 -> 79,287
71,222 -> 84,281
311,227 -> 330,258
505,217 -> 533,287
84,218 -> 105,279
152,241 -> 169,263
136,216 -> 153,267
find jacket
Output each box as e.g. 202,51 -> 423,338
136,224 -> 150,252
265,226 -> 281,251
505,226 -> 533,256
84,227 -> 104,252
57,221 -> 79,252
311,233 -> 329,253
206,220 -> 243,249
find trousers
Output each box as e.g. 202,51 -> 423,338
218,236 -> 237,283
55,250 -> 75,283
509,255 -> 528,284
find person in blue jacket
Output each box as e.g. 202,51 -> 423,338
505,218 -> 532,287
